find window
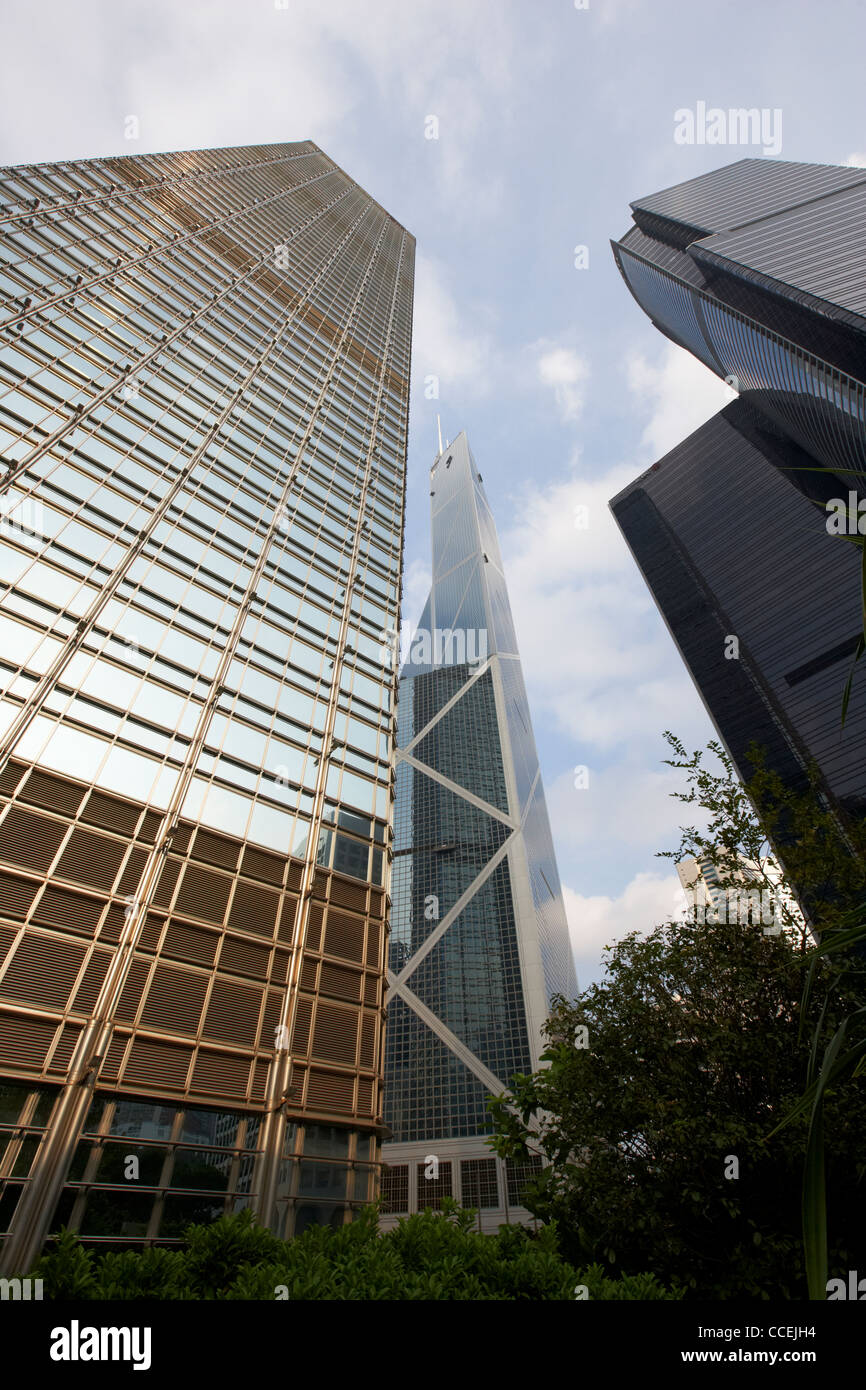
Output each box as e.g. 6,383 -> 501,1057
333,833 -> 369,881
461,1158 -> 499,1209
417,1160 -> 452,1210
380,1164 -> 408,1213
303,1125 -> 350,1158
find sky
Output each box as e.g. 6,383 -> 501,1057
3,0 -> 865,988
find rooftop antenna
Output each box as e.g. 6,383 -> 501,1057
436,414 -> 443,455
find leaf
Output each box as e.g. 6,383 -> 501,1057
767,1027 -> 866,1138
803,1095 -> 826,1301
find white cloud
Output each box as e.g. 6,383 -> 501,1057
498,465 -> 711,751
844,152 -> 866,167
563,872 -> 685,991
5,0 -> 854,228
495,460 -> 717,927
546,759 -> 706,861
532,342 -> 591,423
0,0 -> 525,217
591,0 -> 645,28
627,341 -> 737,461
411,254 -> 495,396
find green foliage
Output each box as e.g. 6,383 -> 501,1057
658,733 -> 866,932
177,1208 -> 288,1299
90,1246 -> 187,1301
488,737 -> 866,1300
573,1264 -> 680,1300
32,1228 -> 98,1299
767,902 -> 866,1298
659,732 -> 866,1298
29,1202 -> 678,1300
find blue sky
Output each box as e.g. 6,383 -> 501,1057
3,0 -> 865,987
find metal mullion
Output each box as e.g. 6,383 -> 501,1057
204,225 -> 380,520
0,205 -> 361,778
80,210 -> 394,1010
0,200 -> 386,795
0,166 -> 411,1275
0,144 -> 325,246
1,225 -> 367,594
2,164 -> 341,323
186,290 -> 372,539
0,187 -> 362,490
0,177 -> 354,428
253,227 -> 408,1226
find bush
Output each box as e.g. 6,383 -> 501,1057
31,1204 -> 680,1300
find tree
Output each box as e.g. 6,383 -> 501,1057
487,736 -> 866,1299
658,733 -> 866,935
660,732 -> 866,1298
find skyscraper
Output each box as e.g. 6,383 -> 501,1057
610,159 -> 866,830
380,432 -> 577,1230
610,398 -> 866,820
611,157 -> 866,482
0,139 -> 414,1269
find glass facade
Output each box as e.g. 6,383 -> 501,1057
615,243 -> 866,487
610,158 -> 866,837
614,157 -> 866,488
381,432 -> 576,1225
0,1081 -> 378,1243
611,400 -> 866,817
379,1150 -> 541,1224
0,139 -> 414,1257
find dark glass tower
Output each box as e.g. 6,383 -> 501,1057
610,397 -> 866,817
0,140 -> 413,1269
612,157 -> 866,485
381,432 -> 577,1230
610,158 -> 866,829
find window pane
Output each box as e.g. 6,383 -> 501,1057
170,1148 -> 233,1191
96,1144 -> 168,1186
297,1161 -> 349,1199
159,1194 -> 226,1237
333,833 -> 368,880
109,1102 -> 176,1142
303,1125 -> 350,1158
80,1189 -> 154,1237
294,1202 -> 345,1235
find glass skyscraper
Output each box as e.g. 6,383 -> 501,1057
380,432 -> 577,1230
610,158 -> 866,830
612,157 -> 866,484
611,397 -> 866,818
0,139 -> 414,1269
